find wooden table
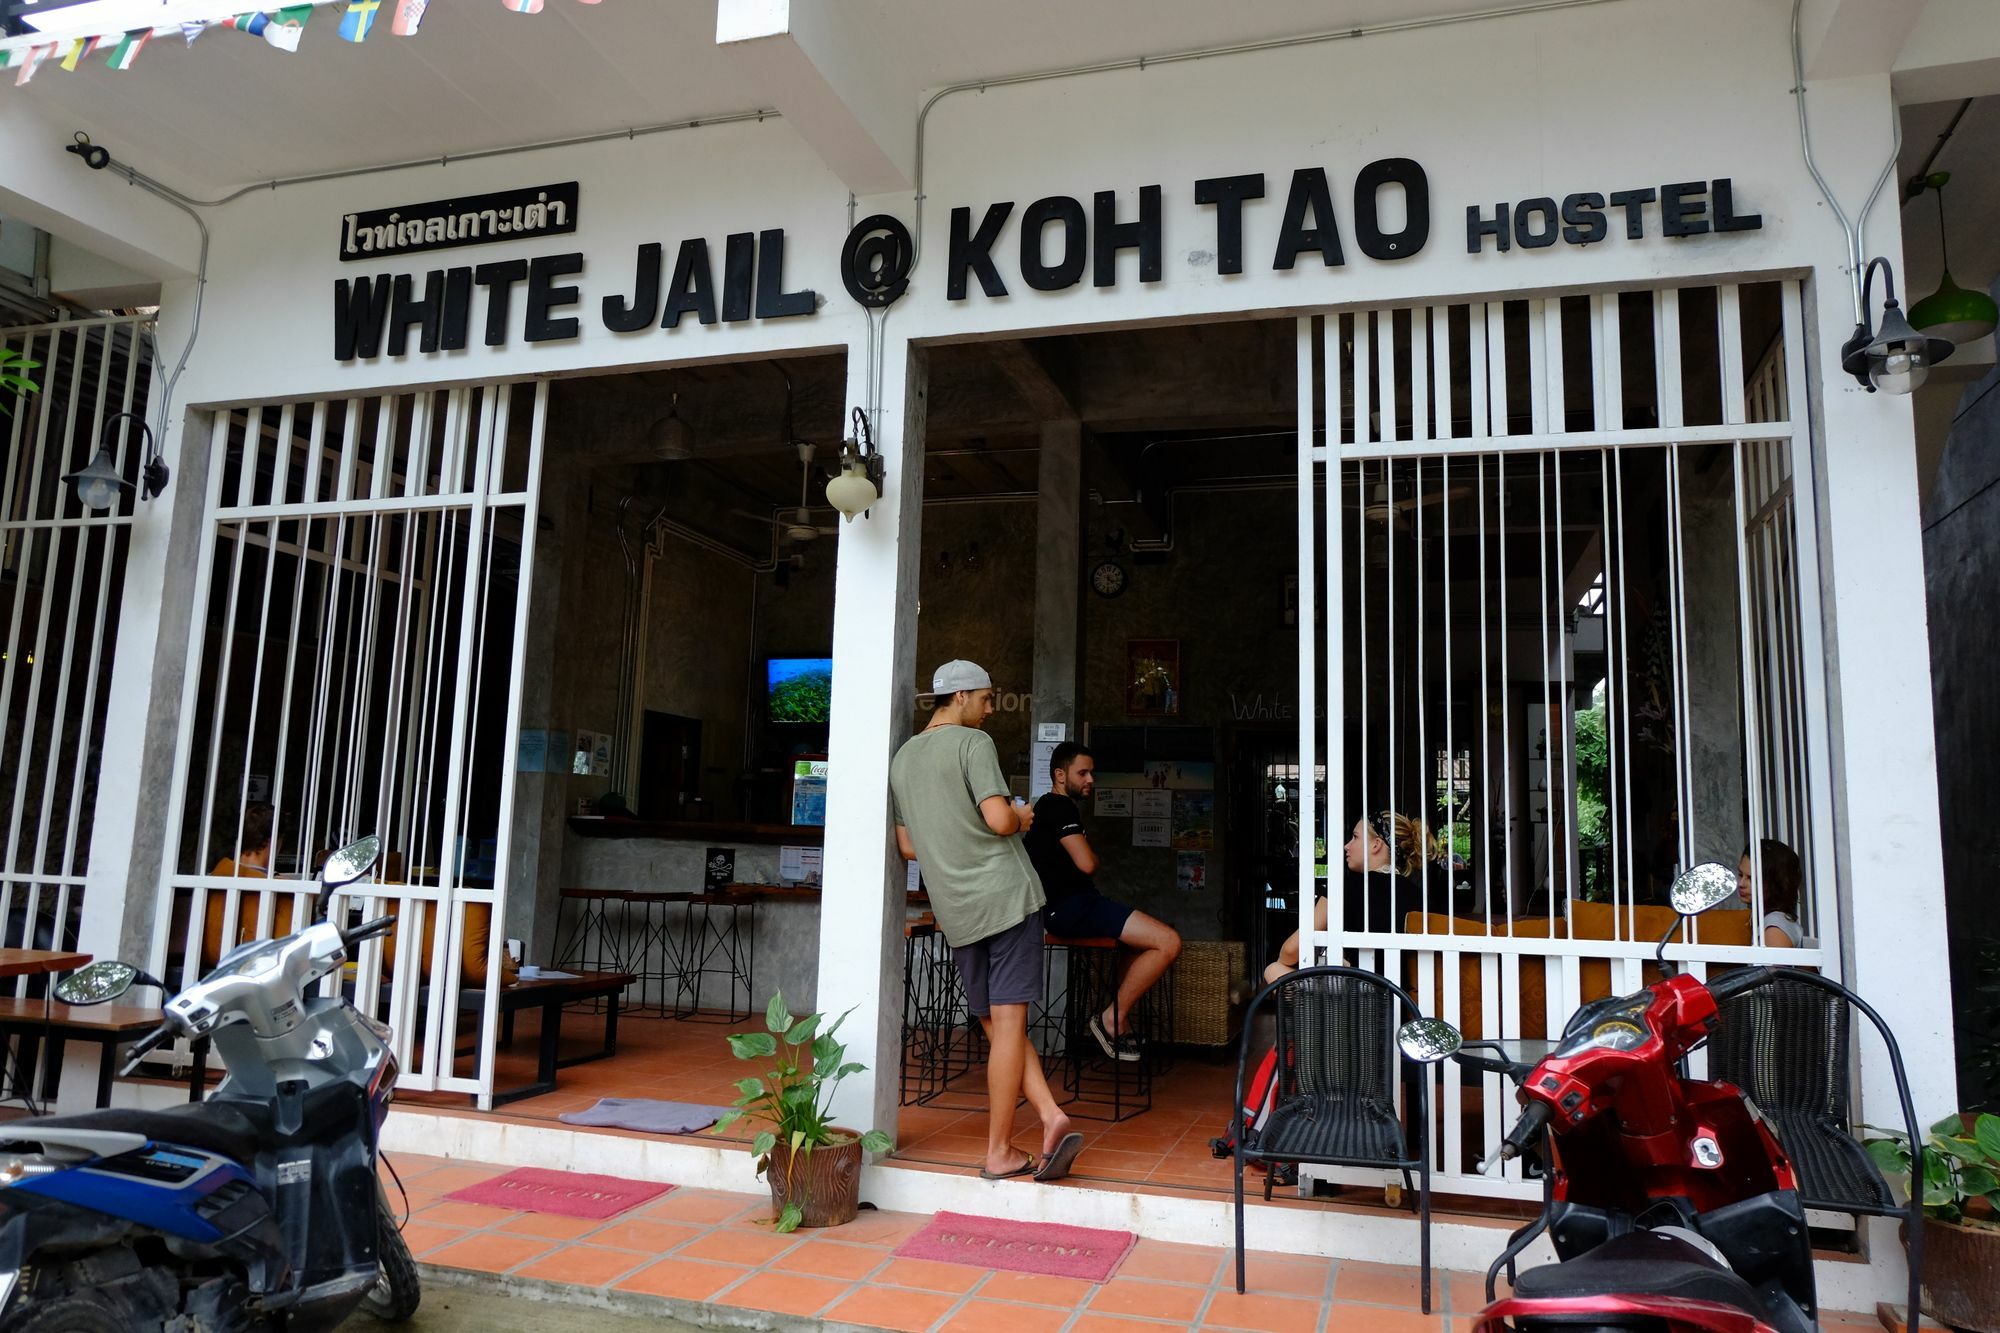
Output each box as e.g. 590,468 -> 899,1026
0,948 -> 91,1107
473,970 -> 637,1107
0,948 -> 90,979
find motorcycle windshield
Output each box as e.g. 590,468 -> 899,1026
1552,993 -> 1654,1057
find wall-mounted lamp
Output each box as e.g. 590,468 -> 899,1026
62,411 -> 168,513
1907,172 -> 1998,345
1840,257 -> 1954,394
825,407 -> 885,521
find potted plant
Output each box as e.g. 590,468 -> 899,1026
1866,1113 -> 2000,1331
715,992 -> 892,1232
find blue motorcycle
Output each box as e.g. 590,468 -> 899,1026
0,835 -> 419,1331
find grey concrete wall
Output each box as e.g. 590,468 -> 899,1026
1924,360 -> 2000,1110
911,498 -> 1040,780
560,834 -> 820,1012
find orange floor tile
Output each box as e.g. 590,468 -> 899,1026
383,1151 -> 1884,1333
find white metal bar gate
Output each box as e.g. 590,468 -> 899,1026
0,316 -> 149,1015
1294,282 -> 1834,1199
152,380 -> 546,1106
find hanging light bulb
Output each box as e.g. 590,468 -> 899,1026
825,407 -> 885,521
1908,172 -> 1998,345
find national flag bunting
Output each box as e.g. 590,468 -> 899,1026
107,30 -> 149,70
179,20 -> 210,45
264,6 -> 313,51
225,13 -> 270,35
340,0 -> 381,42
14,42 -> 54,85
503,0 -> 546,13
58,37 -> 89,72
392,0 -> 428,35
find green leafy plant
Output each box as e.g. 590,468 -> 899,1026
1865,1113 -> 2000,1224
0,347 -> 41,414
714,991 -> 892,1232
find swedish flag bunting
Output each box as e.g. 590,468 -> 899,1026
392,0 -> 428,35
107,29 -> 150,69
340,0 -> 381,42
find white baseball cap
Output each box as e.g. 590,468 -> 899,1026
928,659 -> 994,696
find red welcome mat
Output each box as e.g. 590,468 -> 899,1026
896,1210 -> 1137,1282
445,1167 -> 674,1219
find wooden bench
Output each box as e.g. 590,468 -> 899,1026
462,970 -> 637,1107
0,997 -> 193,1109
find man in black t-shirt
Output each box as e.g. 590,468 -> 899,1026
1026,743 -> 1183,1061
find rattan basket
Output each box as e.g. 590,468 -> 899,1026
1171,939 -> 1246,1046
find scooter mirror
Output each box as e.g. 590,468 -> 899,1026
1397,1017 -> 1464,1064
56,960 -> 138,1005
1668,863 -> 1737,917
321,835 -> 381,890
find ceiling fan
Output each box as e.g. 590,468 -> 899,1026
1360,475 -> 1472,530
731,440 -> 840,543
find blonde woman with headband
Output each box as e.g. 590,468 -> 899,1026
1263,810 -> 1442,985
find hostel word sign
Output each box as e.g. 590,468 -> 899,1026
331,161 -> 1763,361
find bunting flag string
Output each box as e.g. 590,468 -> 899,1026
0,1 -> 614,77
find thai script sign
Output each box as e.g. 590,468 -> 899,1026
338,182 -> 578,262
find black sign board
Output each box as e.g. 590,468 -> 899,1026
704,847 -> 736,891
339,182 -> 578,263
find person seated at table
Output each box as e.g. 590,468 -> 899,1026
1026,743 -> 1182,1062
1737,838 -> 1804,947
200,801 -> 297,967
1264,810 -> 1445,984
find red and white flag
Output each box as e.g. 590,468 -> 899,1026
14,42 -> 55,85
392,0 -> 429,35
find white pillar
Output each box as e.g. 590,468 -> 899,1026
61,290 -> 213,1109
1806,235 -> 1955,1298
816,336 -> 927,1139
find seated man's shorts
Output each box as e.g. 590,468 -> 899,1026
952,911 -> 1045,1017
1044,892 -> 1136,942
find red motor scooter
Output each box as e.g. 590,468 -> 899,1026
1396,863 -> 1920,1333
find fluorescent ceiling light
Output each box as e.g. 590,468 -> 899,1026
20,0 -> 335,37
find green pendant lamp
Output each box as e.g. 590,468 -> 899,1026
1908,172 -> 1998,345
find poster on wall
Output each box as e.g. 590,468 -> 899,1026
1134,789 -> 1171,821
791,759 -> 829,826
1172,791 -> 1215,850
1126,639 -> 1180,716
1133,818 -> 1171,848
1096,789 -> 1134,818
1176,851 -> 1207,894
590,732 -> 613,778
1030,741 -> 1058,800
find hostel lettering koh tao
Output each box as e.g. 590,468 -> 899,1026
331,158 -> 1762,361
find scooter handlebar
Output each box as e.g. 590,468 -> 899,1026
341,915 -> 398,948
1704,965 -> 1775,1004
1483,1099 -> 1555,1173
118,1023 -> 175,1078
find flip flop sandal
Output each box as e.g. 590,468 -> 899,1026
978,1153 -> 1038,1181
1035,1132 -> 1085,1182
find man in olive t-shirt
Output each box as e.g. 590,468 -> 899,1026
892,660 -> 1081,1183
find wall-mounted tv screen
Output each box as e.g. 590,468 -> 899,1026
767,658 -> 834,723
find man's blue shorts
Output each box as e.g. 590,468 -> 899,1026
1044,892 -> 1136,942
952,911 -> 1045,1016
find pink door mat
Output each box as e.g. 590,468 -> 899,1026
444,1167 -> 674,1219
895,1210 -> 1137,1283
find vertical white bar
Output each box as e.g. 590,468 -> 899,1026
471,382 -> 547,1106
1322,317 -> 1344,955
1545,297 -> 1567,435
1355,313 -> 1373,450
1528,300 -> 1550,436
1379,308 -> 1398,444
1411,307 -> 1430,445
1600,293 -> 1625,432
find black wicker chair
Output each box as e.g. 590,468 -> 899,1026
1707,969 -> 1924,1333
1230,965 -> 1433,1310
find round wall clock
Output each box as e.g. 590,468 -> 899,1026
1091,560 -> 1128,598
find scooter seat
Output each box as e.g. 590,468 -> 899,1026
1512,1230 -> 1771,1319
2,1101 -> 267,1168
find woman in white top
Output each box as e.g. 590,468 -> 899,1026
1737,838 -> 1804,948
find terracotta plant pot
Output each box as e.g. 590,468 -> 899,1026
1918,1215 -> 2000,1332
765,1129 -> 863,1229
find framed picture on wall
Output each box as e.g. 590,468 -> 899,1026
1127,639 -> 1180,717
